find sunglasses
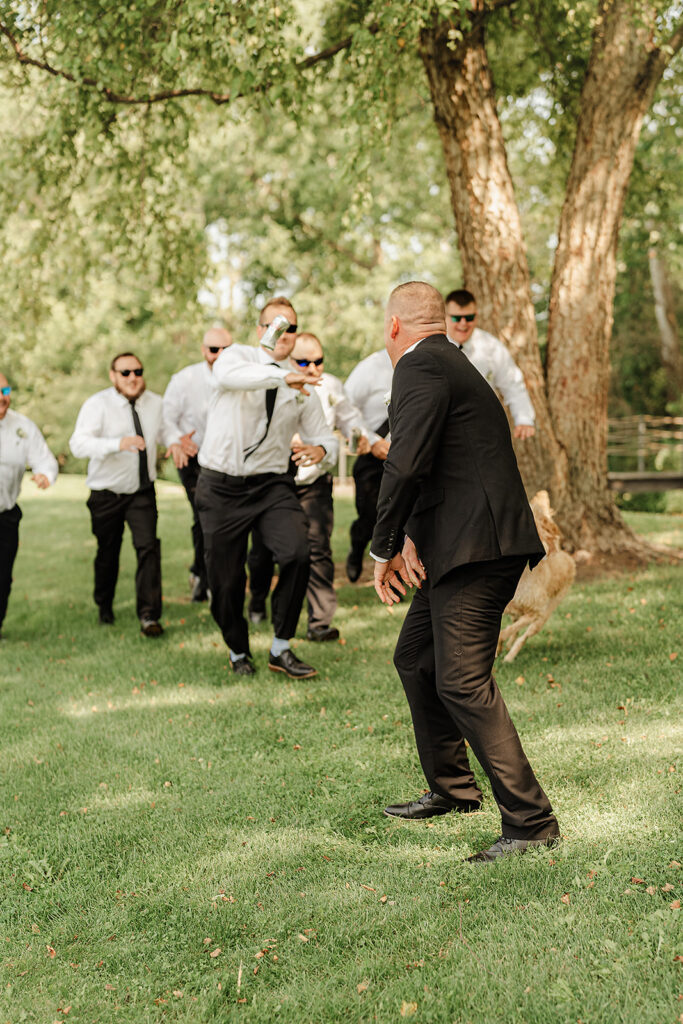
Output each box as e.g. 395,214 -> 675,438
260,322 -> 298,333
207,345 -> 229,354
116,368 -> 144,377
449,313 -> 476,323
0,386 -> 10,396
294,357 -> 324,367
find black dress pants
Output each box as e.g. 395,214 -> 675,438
196,469 -> 310,657
297,475 -> 336,628
349,453 -> 384,559
177,455 -> 207,587
394,555 -> 559,840
86,487 -> 162,622
247,527 -> 274,613
0,504 -> 22,631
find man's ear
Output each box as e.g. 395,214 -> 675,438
390,315 -> 400,340
108,369 -> 117,386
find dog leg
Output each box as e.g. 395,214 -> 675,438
503,617 -> 548,662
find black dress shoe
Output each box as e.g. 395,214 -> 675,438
232,657 -> 256,676
268,649 -> 317,679
466,835 -> 560,863
140,618 -> 164,637
99,607 -> 115,625
384,791 -> 481,819
306,625 -> 340,642
346,550 -> 363,582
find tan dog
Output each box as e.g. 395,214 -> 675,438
496,491 -> 576,662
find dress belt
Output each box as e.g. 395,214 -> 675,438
200,467 -> 284,486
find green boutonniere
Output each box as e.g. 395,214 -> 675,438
16,427 -> 27,439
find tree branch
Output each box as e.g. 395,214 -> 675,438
0,18 -> 370,107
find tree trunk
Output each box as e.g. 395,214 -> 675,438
648,247 -> 683,402
545,0 -> 682,552
418,6 -> 566,501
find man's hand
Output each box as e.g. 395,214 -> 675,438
371,437 -> 390,460
166,443 -> 188,469
373,554 -> 408,605
31,473 -> 50,490
401,536 -> 426,588
179,430 -> 199,457
120,435 -> 146,452
284,371 -> 322,396
356,435 -> 371,455
513,424 -> 535,440
291,442 -> 325,467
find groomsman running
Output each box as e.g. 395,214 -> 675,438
163,326 -> 233,602
70,352 -> 165,636
0,371 -> 58,639
195,297 -> 337,678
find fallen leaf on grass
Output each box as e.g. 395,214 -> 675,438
663,883 -> 675,892
646,886 -> 657,895
203,937 -> 211,945
362,884 -> 376,892
357,980 -> 369,993
298,933 -> 309,942
560,894 -> 570,905
631,877 -> 645,884
172,991 -> 183,998
670,861 -> 681,869
400,1001 -> 418,1017
380,894 -> 388,903
47,946 -> 56,958
209,948 -> 221,958
671,900 -> 681,909
104,984 -> 115,990
31,924 -> 40,934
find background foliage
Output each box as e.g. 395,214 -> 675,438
0,0 -> 680,464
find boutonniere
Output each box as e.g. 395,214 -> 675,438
16,427 -> 27,439
383,391 -> 391,406
295,392 -> 305,405
327,393 -> 339,407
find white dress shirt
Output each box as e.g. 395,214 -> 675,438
453,328 -> 535,427
69,388 -> 164,493
162,360 -> 213,449
295,372 -> 368,486
344,349 -> 394,445
198,345 -> 338,477
0,410 -> 58,511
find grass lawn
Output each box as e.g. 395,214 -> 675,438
1,476 -> 681,1024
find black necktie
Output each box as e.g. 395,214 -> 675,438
130,399 -> 150,490
244,385 -> 278,460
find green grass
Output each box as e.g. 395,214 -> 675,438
1,476 -> 681,1024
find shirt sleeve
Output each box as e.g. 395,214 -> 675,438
162,374 -> 185,447
487,339 -> 535,426
26,421 -> 59,484
332,384 -> 371,442
298,392 -> 339,470
212,348 -> 289,392
344,366 -> 382,444
69,396 -> 122,460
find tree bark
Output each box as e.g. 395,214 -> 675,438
418,5 -> 567,501
648,248 -> 683,402
545,0 -> 683,551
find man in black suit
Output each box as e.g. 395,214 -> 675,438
371,282 -> 559,862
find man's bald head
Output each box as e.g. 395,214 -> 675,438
202,326 -> 233,368
384,282 -> 447,365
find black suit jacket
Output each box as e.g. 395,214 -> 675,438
370,335 -> 544,585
